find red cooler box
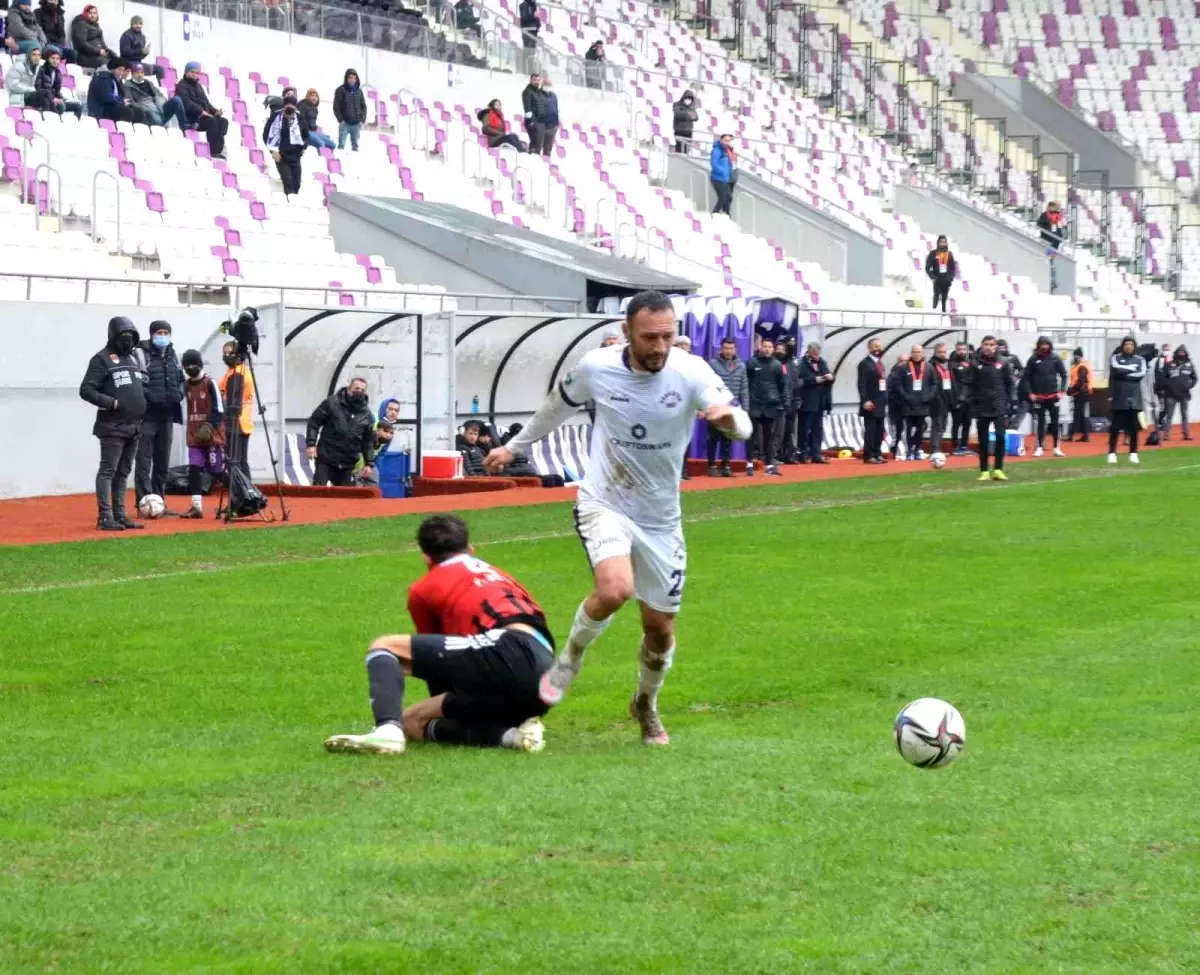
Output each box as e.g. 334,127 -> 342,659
422,450 -> 464,479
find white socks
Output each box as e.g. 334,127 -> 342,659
562,601 -> 612,667
190,494 -> 203,511
637,638 -> 675,709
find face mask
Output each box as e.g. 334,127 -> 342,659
115,334 -> 134,355
152,334 -> 171,349
349,391 -> 368,408
185,365 -> 202,378
223,354 -> 239,367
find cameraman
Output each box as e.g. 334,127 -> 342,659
264,90 -> 309,198
219,339 -> 255,485
305,377 -> 376,486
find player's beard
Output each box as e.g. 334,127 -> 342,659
633,350 -> 667,373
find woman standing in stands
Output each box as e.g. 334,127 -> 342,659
1107,336 -> 1147,465
924,235 -> 956,312
264,91 -> 310,198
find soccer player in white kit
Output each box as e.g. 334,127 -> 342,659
484,291 -> 752,744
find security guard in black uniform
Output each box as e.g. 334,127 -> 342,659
80,316 -> 148,531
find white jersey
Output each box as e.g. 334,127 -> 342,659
561,345 -> 735,531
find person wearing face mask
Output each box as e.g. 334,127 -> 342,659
180,349 -> 226,519
1066,347 -> 1092,442
1157,345 -> 1195,441
305,377 -> 377,487
744,337 -> 787,476
133,320 -> 184,510
264,90 -> 310,198
950,342 -> 973,455
924,235 -> 956,313
1024,335 -> 1068,457
79,316 -> 148,531
672,90 -> 697,153
969,335 -> 1015,481
218,340 -> 256,488
886,352 -> 909,459
1107,336 -> 1147,464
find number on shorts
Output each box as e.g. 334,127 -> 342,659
667,569 -> 686,598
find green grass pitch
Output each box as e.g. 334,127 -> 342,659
2,452 -> 1199,974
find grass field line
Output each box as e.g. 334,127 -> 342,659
6,461 -> 1196,597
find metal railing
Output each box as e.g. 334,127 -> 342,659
91,171 -> 123,255
812,308 -> 1039,332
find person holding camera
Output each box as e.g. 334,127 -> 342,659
264,91 -> 310,198
79,316 -> 148,531
219,340 -> 255,485
305,377 -> 376,487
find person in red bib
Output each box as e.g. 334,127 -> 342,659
927,342 -> 954,454
325,514 -> 555,756
924,235 -> 957,312
898,344 -> 933,460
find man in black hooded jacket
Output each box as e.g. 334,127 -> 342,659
134,320 -> 184,507
1024,335 -> 1067,457
79,316 -> 148,530
305,377 -> 376,486
1157,345 -> 1195,440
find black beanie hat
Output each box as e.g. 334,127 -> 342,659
150,319 -> 172,334
1073,346 -> 1084,357
181,349 -> 203,369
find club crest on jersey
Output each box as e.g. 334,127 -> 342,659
660,390 -> 682,409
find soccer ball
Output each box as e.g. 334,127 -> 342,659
894,698 -> 966,769
929,451 -> 946,469
137,493 -> 167,519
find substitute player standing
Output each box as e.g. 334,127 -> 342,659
484,291 -> 752,745
324,514 -> 553,755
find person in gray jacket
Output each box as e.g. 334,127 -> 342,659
706,336 -> 746,476
1107,336 -> 1147,464
5,47 -> 41,107
6,0 -> 47,56
124,61 -> 188,128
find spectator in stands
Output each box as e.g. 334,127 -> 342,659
1024,335 -> 1067,457
1156,344 -> 1194,440
521,73 -> 544,155
6,0 -> 45,55
796,342 -> 832,464
672,90 -> 697,153
69,3 -> 108,69
857,338 -> 887,464
970,335 -> 1015,481
458,420 -> 488,476
584,40 -> 605,89
1107,337 -> 1146,464
79,316 -> 147,532
35,0 -> 72,62
177,62 -> 228,158
305,377 -> 376,486
300,88 -> 335,150
950,341 -> 972,455
134,321 -> 184,509
886,352 -> 908,458
897,344 -> 931,461
265,91 -> 309,197
32,46 -> 80,116
927,342 -> 953,455
925,235 -> 956,312
745,336 -> 786,477
478,98 -> 524,152
180,348 -> 225,520
710,134 -> 737,216
537,75 -> 559,156
86,57 -> 134,123
124,61 -> 187,128
118,15 -> 161,79
707,336 -> 745,477
5,45 -> 40,106
333,69 -> 366,151
1037,201 -> 1065,250
518,0 -> 539,71
1067,347 -> 1092,442
454,0 -> 481,37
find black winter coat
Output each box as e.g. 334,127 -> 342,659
263,109 -> 310,156
1108,352 -> 1147,411
950,354 -> 973,407
1158,354 -> 1196,401
69,13 -> 108,59
968,354 -> 1016,418
518,0 -> 539,31
306,389 -> 376,468
795,355 -> 832,413
80,320 -> 148,437
298,100 -> 320,132
174,76 -> 215,123
1024,352 -> 1067,397
925,249 -> 956,282
36,1 -> 67,47
137,340 -> 184,422
745,353 -> 787,417
672,95 -> 697,139
897,359 -> 933,417
857,354 -> 887,416
521,83 -> 546,124
927,357 -> 954,414
333,83 -> 367,124
886,364 -> 906,413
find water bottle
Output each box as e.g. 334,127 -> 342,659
471,395 -> 479,414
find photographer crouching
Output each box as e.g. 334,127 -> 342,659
305,377 -> 376,486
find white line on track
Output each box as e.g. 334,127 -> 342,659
4,462 -> 1196,597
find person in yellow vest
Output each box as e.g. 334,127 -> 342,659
218,340 -> 256,483
1066,347 -> 1092,442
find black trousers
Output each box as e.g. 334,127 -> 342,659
525,121 -> 544,155
313,461 -> 356,486
862,412 -> 885,460
706,423 -> 732,465
711,179 -> 734,215
905,415 -> 926,456
96,433 -> 139,517
1034,401 -> 1061,447
1108,408 -> 1140,453
888,402 -> 904,453
198,114 -> 229,156
951,406 -> 971,449
802,410 -> 824,461
929,407 -> 949,453
932,279 -> 950,311
750,415 -> 777,467
275,152 -> 303,196
1070,395 -> 1090,439
975,416 -> 1006,470
135,414 -> 174,501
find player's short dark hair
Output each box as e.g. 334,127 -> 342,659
417,514 -> 470,564
625,290 -> 673,326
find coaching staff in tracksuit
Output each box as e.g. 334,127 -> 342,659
745,337 -> 787,476
970,335 -> 1016,480
857,338 -> 887,463
950,342 -> 973,454
305,377 -> 377,486
80,316 -> 148,531
1024,335 -> 1067,457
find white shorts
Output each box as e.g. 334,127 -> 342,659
573,502 -> 687,614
